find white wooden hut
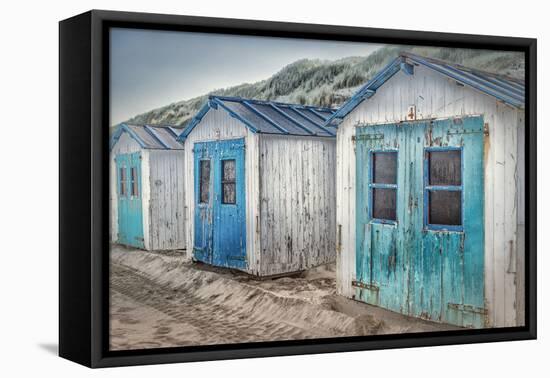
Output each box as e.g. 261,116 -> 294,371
179,95 -> 337,276
110,124 -> 186,252
330,53 -> 525,328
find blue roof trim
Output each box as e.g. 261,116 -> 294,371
179,95 -> 337,140
210,97 -> 260,133
309,108 -> 331,121
469,71 -> 523,97
242,100 -> 290,134
110,123 -> 148,151
325,52 -> 525,125
166,127 -> 180,138
269,104 -> 317,135
323,57 -> 403,126
111,123 -> 184,150
212,95 -> 337,114
144,125 -> 169,149
407,54 -> 524,106
177,101 -> 213,141
289,106 -> 336,136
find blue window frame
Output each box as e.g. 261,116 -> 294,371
130,167 -> 138,197
423,146 -> 463,232
221,159 -> 236,204
199,159 -> 211,204
369,150 -> 398,224
118,167 -> 127,197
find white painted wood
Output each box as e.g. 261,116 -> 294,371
141,150 -> 151,250
516,112 -> 526,326
336,64 -> 524,326
183,105 -> 337,276
258,134 -> 337,276
110,130 -> 186,253
336,105 -> 357,298
148,150 -> 186,251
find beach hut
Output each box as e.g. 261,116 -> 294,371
110,124 -> 187,252
331,53 -> 525,328
179,95 -> 338,276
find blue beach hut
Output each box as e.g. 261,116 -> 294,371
332,53 -> 526,328
180,95 -> 338,276
110,124 -> 187,252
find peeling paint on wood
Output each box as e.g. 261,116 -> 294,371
110,131 -> 187,252
336,64 -> 525,328
184,107 -> 337,276
259,134 -> 336,276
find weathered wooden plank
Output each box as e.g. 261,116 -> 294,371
503,106 -> 518,327
258,134 -> 337,275
146,150 -> 186,251
484,112 -> 496,327
516,112 -> 526,326
493,105 -> 507,327
336,64 -> 523,327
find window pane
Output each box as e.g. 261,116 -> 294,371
199,160 -> 210,203
119,168 -> 126,196
222,183 -> 236,204
130,167 -> 138,196
222,160 -> 236,181
372,152 -> 397,184
222,160 -> 237,204
428,190 -> 462,226
428,150 -> 461,186
372,188 -> 396,221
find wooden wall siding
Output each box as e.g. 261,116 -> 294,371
516,113 -> 525,326
109,132 -> 150,249
259,135 -> 337,276
354,117 -> 485,328
336,64 -> 524,327
183,107 -> 261,274
148,150 -> 186,251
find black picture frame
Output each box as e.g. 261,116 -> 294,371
59,9 -> 537,368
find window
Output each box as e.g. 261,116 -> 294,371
370,151 -> 397,222
199,160 -> 210,204
119,167 -> 127,197
221,159 -> 236,204
424,148 -> 463,230
130,167 -> 138,197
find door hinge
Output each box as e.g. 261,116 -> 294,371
447,303 -> 487,315
351,281 -> 379,291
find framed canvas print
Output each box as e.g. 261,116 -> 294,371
59,10 -> 537,368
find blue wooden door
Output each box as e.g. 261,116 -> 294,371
355,116 -> 485,328
194,138 -> 247,269
116,152 -> 144,249
193,142 -> 215,264
355,125 -> 409,313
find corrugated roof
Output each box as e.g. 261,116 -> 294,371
179,95 -> 338,139
325,52 -> 525,126
110,124 -> 185,150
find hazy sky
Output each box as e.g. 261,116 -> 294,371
110,28 -> 380,125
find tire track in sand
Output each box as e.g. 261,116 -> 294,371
110,263 -> 317,348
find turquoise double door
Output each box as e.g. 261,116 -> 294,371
355,116 -> 485,328
115,152 -> 144,249
193,138 -> 247,269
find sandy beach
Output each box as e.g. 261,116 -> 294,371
110,246 -> 459,350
